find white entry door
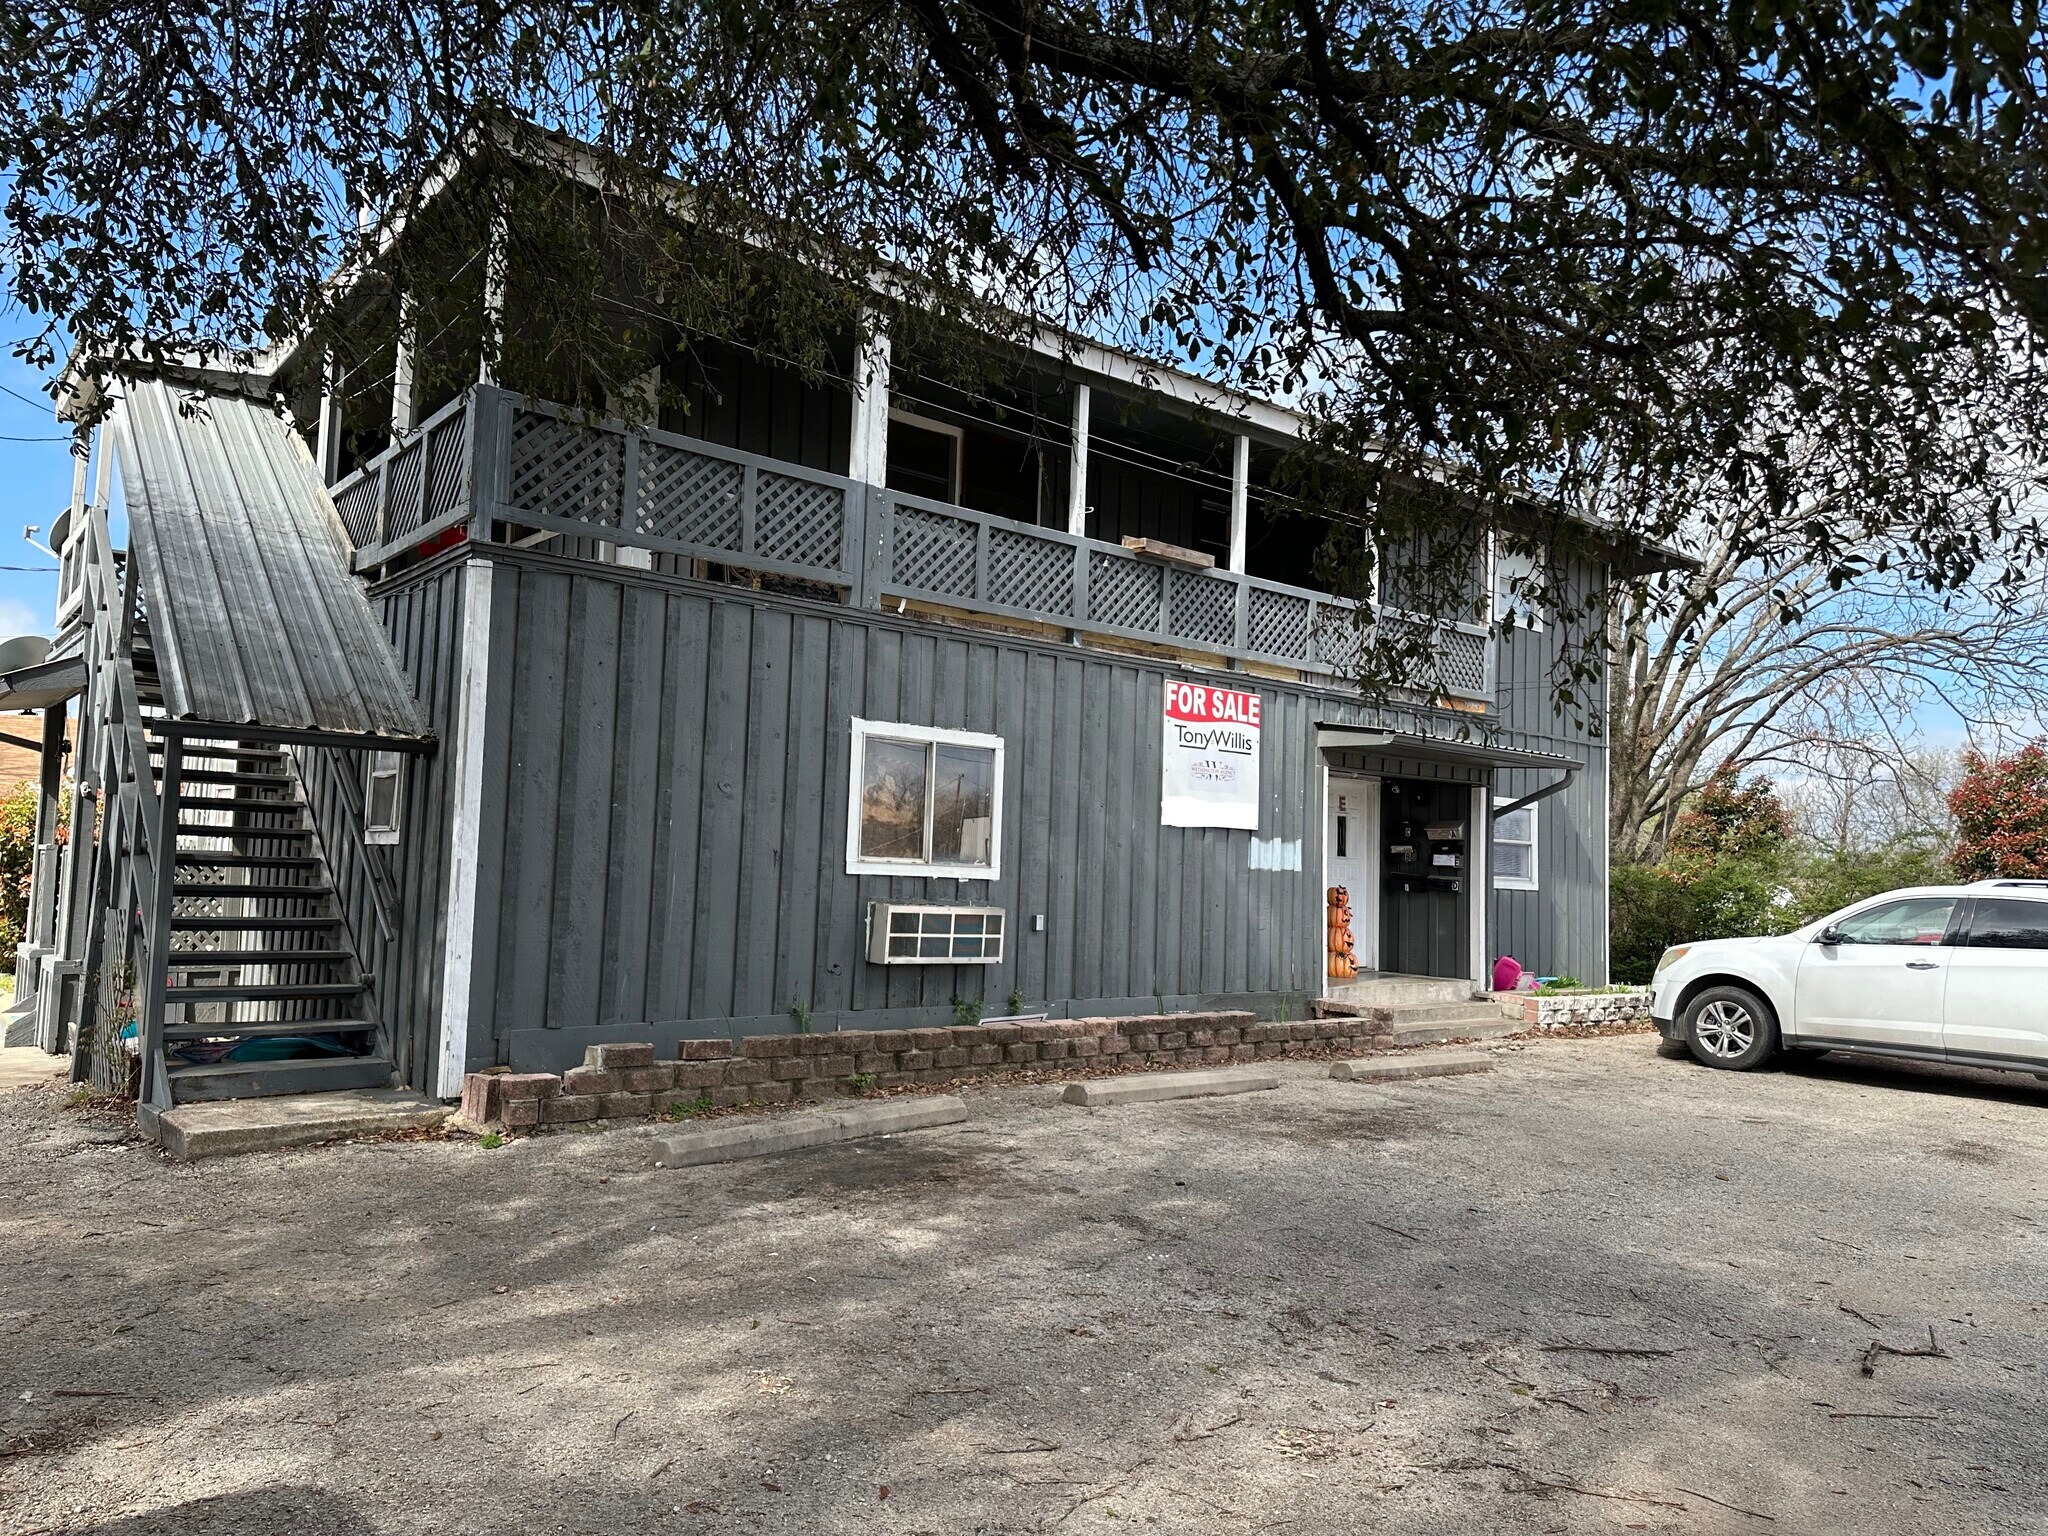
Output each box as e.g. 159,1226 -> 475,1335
1327,775 -> 1379,978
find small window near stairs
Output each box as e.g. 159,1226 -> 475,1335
1493,797 -> 1537,890
365,751 -> 403,845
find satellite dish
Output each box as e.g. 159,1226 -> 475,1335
0,635 -> 53,677
47,507 -> 70,552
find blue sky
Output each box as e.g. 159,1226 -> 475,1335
0,330 -> 74,639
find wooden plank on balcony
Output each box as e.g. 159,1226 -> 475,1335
1119,536 -> 1215,570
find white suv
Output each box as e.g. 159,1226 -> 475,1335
1651,880 -> 2048,1075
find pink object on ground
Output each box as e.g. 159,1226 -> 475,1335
1492,956 -> 1523,993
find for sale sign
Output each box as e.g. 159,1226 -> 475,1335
1161,680 -> 1262,829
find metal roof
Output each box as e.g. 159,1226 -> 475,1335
112,379 -> 432,746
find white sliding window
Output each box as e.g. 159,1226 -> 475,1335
846,719 -> 1004,878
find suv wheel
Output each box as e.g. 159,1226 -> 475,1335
1682,984 -> 1779,1071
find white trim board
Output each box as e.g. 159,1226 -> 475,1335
435,559 -> 494,1099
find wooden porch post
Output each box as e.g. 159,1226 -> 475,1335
848,313 -> 892,485
1227,433 -> 1250,573
390,294 -> 420,438
480,213 -> 508,387
314,348 -> 343,486
1067,383 -> 1091,537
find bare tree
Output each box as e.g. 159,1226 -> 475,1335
1777,745 -> 1962,857
1610,487 -> 2048,865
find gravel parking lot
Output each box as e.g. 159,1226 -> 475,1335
3,1034 -> 2045,1535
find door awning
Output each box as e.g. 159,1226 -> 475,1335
1315,727 -> 1580,772
1315,727 -> 1580,817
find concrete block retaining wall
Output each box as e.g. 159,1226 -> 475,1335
459,1011 -> 1396,1130
1501,989 -> 1653,1030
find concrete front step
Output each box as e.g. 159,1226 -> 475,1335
1388,1016 -> 1523,1047
1323,974 -> 1477,1007
148,1087 -> 449,1159
1376,1000 -> 1520,1026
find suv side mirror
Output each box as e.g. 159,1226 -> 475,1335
1816,926 -> 1844,946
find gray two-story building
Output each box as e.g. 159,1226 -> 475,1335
3,183 -> 1677,1117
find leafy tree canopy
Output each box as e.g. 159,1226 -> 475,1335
6,0 -> 2048,684
1666,766 -> 1792,867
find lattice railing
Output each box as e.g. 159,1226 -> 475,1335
491,398 -> 855,588
877,490 -> 1492,699
327,392 -> 472,559
325,384 -> 1489,700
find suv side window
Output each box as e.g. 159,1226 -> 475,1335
1831,897 -> 1957,946
1962,897 -> 2048,950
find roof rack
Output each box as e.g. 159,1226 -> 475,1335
1967,879 -> 2048,889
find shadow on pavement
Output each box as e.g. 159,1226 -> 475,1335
74,1486 -> 378,1536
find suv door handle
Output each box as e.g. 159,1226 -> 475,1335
1905,960 -> 1939,970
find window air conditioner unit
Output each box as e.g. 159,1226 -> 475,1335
867,903 -> 1006,965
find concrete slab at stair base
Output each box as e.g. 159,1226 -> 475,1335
1331,1050 -> 1494,1083
1062,1069 -> 1280,1107
0,1043 -> 67,1091
652,1096 -> 969,1167
152,1088 -> 451,1159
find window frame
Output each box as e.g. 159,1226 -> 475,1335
1491,795 -> 1538,891
886,409 -> 966,503
1826,895 -> 1959,946
1491,542 -> 1549,633
1958,895 -> 2048,949
364,749 -> 404,846
846,718 -> 1005,879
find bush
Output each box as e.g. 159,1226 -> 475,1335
1949,743 -> 2048,879
1610,768 -> 1953,982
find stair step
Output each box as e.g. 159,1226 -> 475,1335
1377,1002 -> 1514,1025
168,1054 -> 395,1103
168,980 -> 364,1003
170,915 -> 342,931
165,1018 -> 376,1042
167,948 -> 351,967
176,822 -> 311,838
163,769 -> 294,787
1387,1017 -> 1523,1048
149,739 -> 285,761
174,796 -> 307,814
172,882 -> 333,899
172,853 -> 323,869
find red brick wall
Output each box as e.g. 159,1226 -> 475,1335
460,1011 -> 1394,1129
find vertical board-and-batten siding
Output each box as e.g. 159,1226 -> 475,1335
294,556 -> 469,1090
466,547 -> 1382,1070
1486,551 -> 1612,985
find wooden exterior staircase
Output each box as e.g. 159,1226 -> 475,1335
149,736 -> 392,1103
39,378 -> 436,1121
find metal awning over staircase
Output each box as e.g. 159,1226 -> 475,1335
113,379 -> 432,749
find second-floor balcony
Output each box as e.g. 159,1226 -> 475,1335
327,383 -> 1494,706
